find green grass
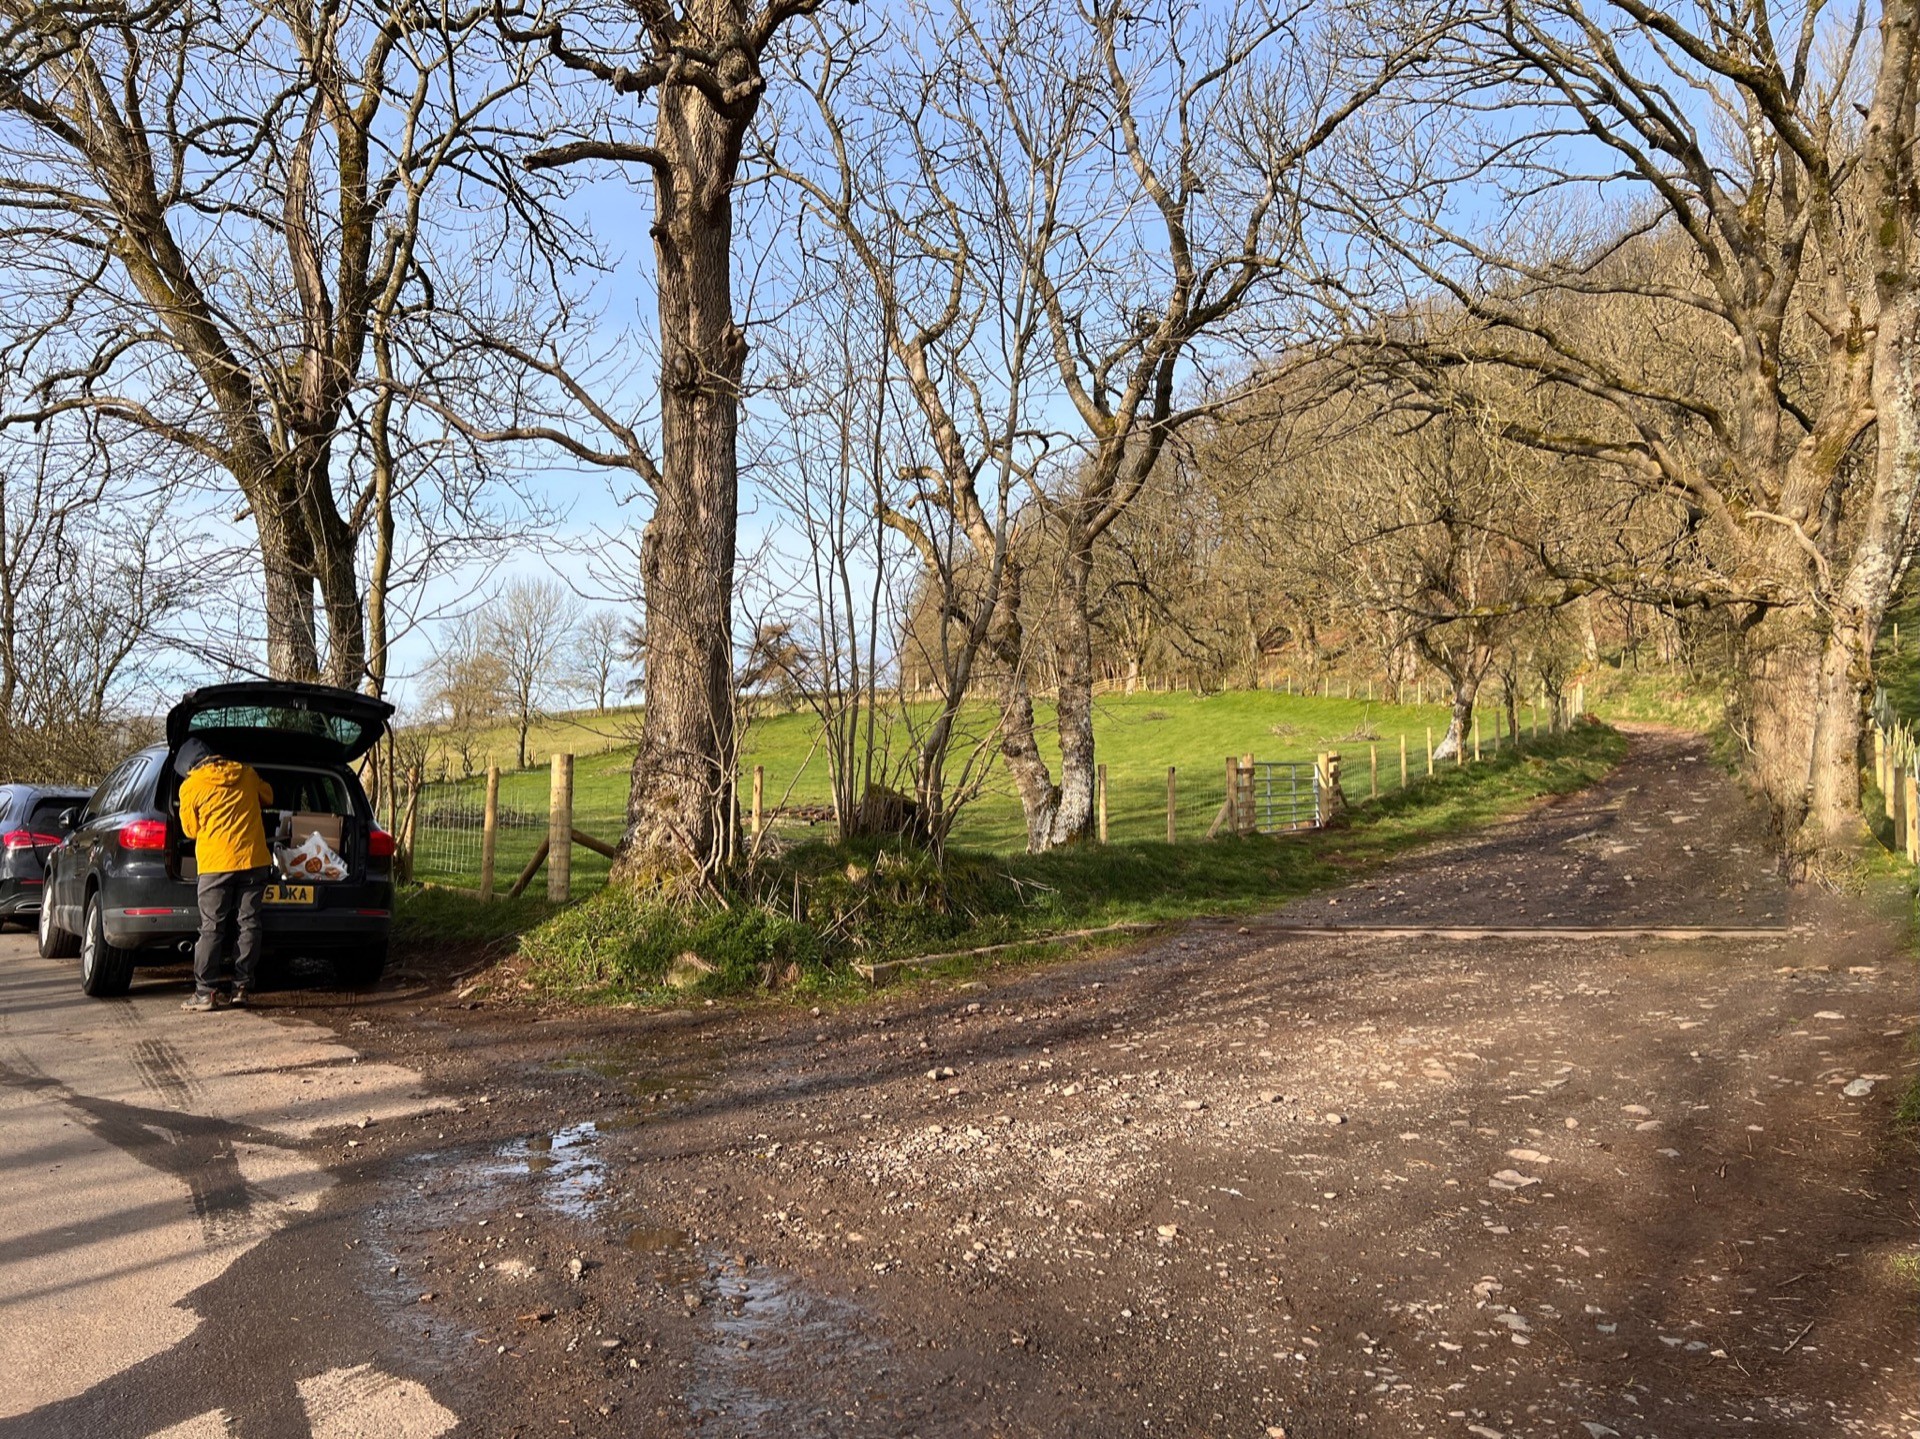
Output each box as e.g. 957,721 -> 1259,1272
407,688 -> 1533,892
502,724 -> 1627,1005
1584,664 -> 1734,734
1877,567 -> 1919,729
391,886 -> 558,950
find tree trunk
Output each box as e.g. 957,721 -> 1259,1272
990,564 -> 1061,851
258,495 -> 321,681
1577,595 -> 1599,665
1807,291 -> 1920,844
312,502 -> 367,690
1046,543 -> 1098,846
618,85 -> 748,885
1432,675 -> 1478,761
365,393 -> 396,699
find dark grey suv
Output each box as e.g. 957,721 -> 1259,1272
39,681 -> 397,997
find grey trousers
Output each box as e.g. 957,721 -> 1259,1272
194,866 -> 270,995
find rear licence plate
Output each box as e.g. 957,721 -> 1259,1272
264,884 -> 315,905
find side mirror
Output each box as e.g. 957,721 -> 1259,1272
57,807 -> 80,831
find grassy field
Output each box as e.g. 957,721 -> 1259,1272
479,724 -> 1629,1004
402,688 -> 1543,891
1583,663 -> 1734,733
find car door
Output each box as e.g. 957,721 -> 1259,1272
60,762 -> 135,927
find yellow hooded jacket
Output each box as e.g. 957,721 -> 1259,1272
179,759 -> 274,874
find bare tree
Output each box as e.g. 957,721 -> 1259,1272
0,0 -> 544,687
0,413 -> 196,779
784,0 -> 1433,850
747,268 -> 933,844
571,609 -> 629,713
1344,0 -> 1920,849
497,0 -> 830,884
482,577 -> 582,769
424,615 -> 512,777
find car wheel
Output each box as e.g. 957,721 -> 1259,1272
78,892 -> 136,997
333,941 -> 387,990
38,888 -> 79,959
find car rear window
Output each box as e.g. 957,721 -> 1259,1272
256,769 -> 353,814
187,705 -> 377,752
26,798 -> 78,832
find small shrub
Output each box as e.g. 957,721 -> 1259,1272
521,886 -> 829,996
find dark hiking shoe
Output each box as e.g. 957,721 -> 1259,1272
181,991 -> 226,1013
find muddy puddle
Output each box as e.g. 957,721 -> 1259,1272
486,1121 -> 607,1219
685,1248 -> 889,1433
548,1042 -> 720,1108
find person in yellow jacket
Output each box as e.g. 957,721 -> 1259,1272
176,738 -> 274,1011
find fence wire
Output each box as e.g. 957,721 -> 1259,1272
396,758 -> 631,896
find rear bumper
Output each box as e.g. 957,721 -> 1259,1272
0,878 -> 42,915
101,874 -> 393,952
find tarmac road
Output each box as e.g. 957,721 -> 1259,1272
0,942 -> 459,1438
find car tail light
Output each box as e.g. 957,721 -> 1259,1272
118,820 -> 169,850
2,830 -> 62,850
368,828 -> 396,859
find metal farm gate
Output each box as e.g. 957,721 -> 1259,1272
1248,760 -> 1320,833
1211,755 -> 1323,837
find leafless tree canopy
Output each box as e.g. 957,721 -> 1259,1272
0,0 -> 1910,866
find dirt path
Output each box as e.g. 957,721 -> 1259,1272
4,727 -> 1912,1438
327,726 -> 1916,1438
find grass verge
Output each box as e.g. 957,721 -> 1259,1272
430,723 -> 1627,1007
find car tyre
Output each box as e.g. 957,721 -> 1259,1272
333,941 -> 387,990
78,892 -> 137,997
38,889 -> 80,959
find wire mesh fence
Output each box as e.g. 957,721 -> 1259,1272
387,756 -> 633,897
386,713 -> 1576,898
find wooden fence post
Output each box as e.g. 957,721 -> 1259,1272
1369,743 -> 1379,799
1876,727 -> 1893,818
1167,766 -> 1177,843
1399,733 -> 1408,789
1239,752 -> 1256,834
1892,749 -> 1905,834
1426,726 -> 1434,776
751,764 -> 765,837
478,765 -> 500,902
399,766 -> 421,884
1472,714 -> 1482,762
1097,763 -> 1109,843
1906,769 -> 1919,864
548,753 -> 573,903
